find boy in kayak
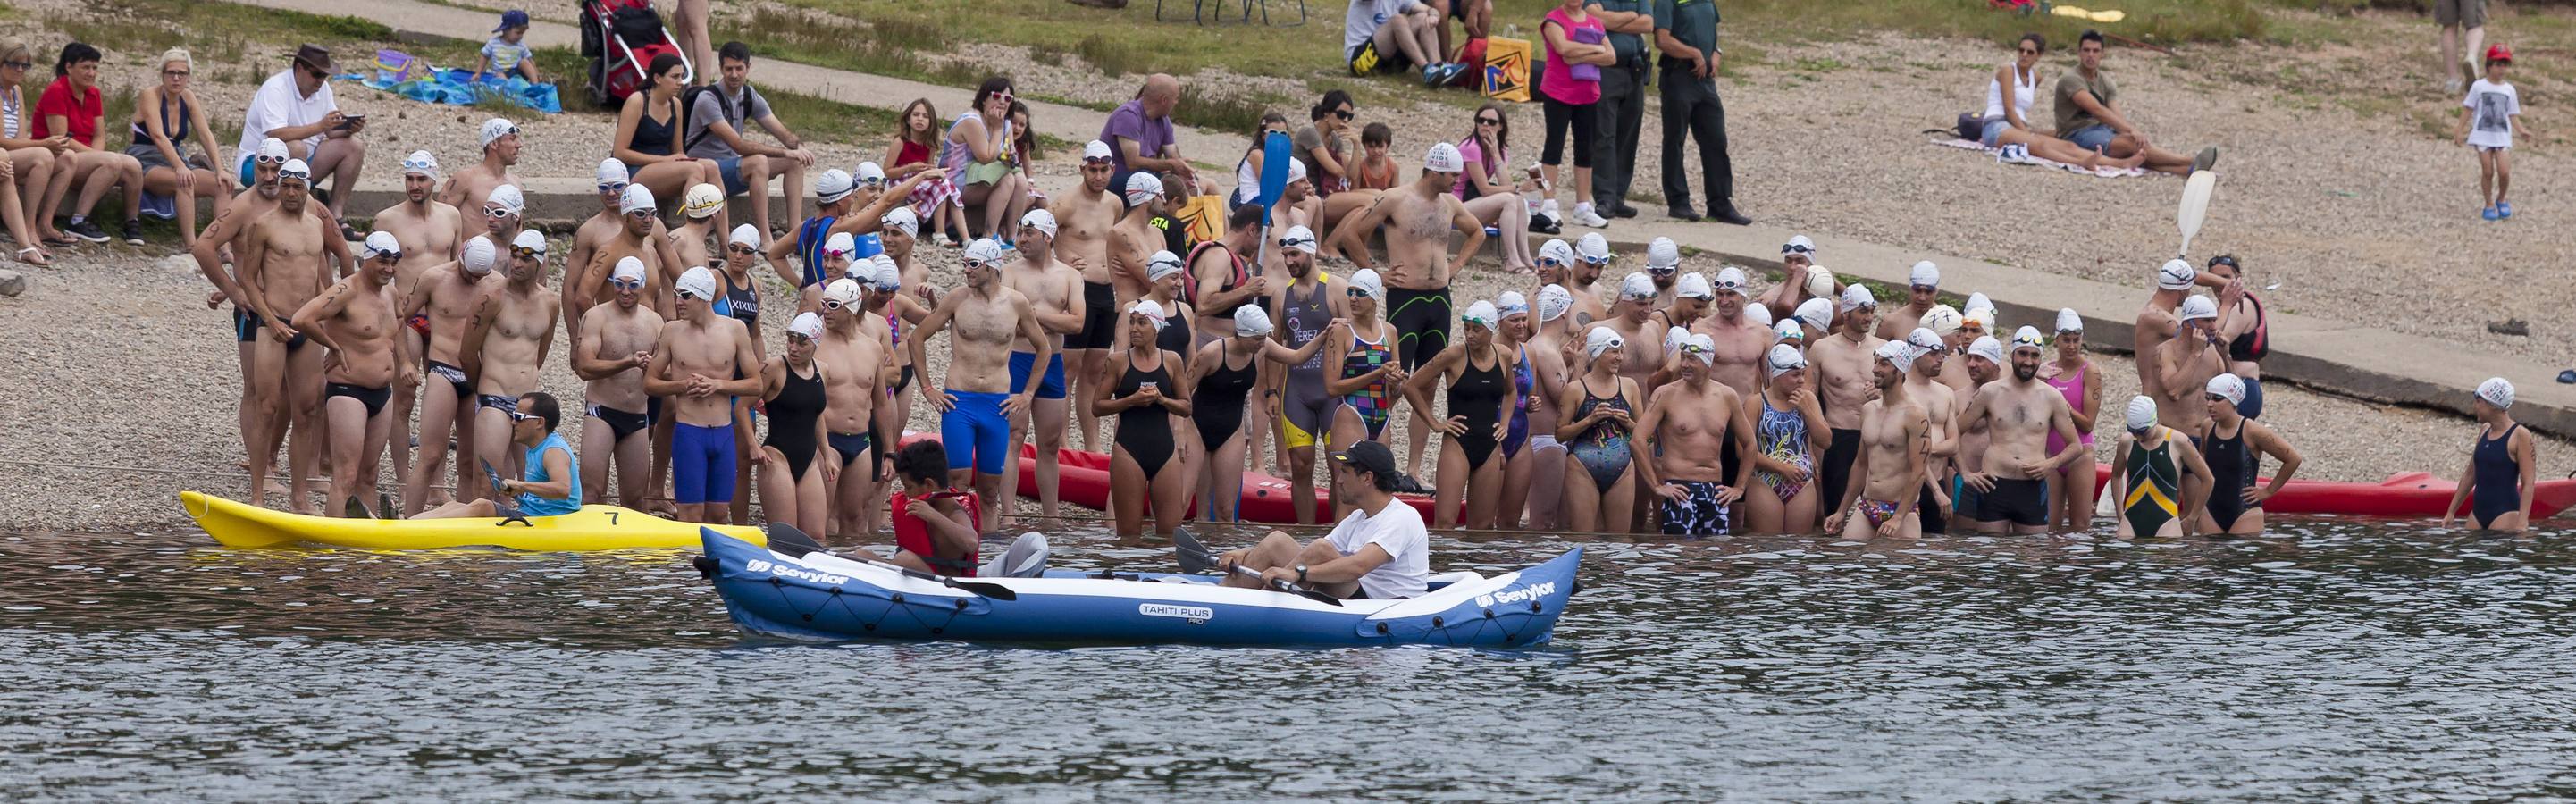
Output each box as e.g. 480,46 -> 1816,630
1216,440 -> 1431,599
415,392 -> 580,520
842,440 -> 983,576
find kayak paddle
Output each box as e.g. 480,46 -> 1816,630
1171,528 -> 1343,607
478,459 -> 532,525
764,523 -> 1018,601
2176,170 -> 2217,260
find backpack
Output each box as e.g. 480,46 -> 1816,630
1955,112 -> 1994,142
679,84 -> 740,153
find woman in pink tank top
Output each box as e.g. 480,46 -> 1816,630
2038,308 -> 2102,532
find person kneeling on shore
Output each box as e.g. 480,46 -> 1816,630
839,440 -> 984,576
415,392 -> 580,520
1217,440 -> 1430,599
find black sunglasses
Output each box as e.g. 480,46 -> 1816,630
1332,109 -> 1354,121
726,244 -> 759,255
0,61 -> 30,71
1476,116 -> 1501,125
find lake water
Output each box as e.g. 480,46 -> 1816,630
4,518 -> 2573,800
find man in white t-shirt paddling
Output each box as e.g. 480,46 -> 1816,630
1216,440 -> 1431,599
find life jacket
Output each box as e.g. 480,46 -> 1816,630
1181,239 -> 1248,314
891,488 -> 982,576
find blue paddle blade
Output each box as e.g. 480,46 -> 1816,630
1256,130 -> 1293,224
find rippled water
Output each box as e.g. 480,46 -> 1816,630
5,517 -> 2575,800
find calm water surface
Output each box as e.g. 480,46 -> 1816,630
4,518 -> 2573,801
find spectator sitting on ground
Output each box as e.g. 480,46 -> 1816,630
944,76 -> 1032,243
1427,0 -> 1494,71
686,41 -> 816,240
1976,34 -> 2142,172
1456,102 -> 1539,273
1102,74 -> 1201,195
475,10 -> 545,85
613,53 -> 726,222
2053,29 -> 2218,177
1226,113 -> 1292,211
34,41 -> 146,245
1353,121 -> 1400,191
239,44 -> 365,232
1008,99 -> 1049,213
128,47 -> 233,248
1293,90 -> 1358,199
885,98 -> 968,247
1347,0 -> 1464,87
0,36 -> 64,260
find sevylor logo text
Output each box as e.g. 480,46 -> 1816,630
1475,582 -> 1557,608
744,558 -> 849,586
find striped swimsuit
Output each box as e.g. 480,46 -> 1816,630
1341,323 -> 1396,439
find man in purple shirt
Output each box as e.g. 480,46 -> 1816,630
1100,74 -> 1196,191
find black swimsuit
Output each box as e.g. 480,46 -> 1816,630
1191,349 -> 1260,452
764,362 -> 826,482
2201,419 -> 2257,530
1448,347 -> 1509,470
1114,354 -> 1177,481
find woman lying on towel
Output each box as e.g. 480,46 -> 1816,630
1974,34 -> 2144,172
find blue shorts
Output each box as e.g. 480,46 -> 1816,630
1008,351 -> 1069,400
2065,124 -> 2117,153
1978,119 -> 2010,148
672,422 -> 737,505
711,155 -> 749,196
941,390 -> 1011,475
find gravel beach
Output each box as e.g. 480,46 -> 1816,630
0,2 -> 2567,532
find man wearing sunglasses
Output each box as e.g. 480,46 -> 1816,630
460,230 -> 563,503
814,278 -> 897,539
646,266 -> 760,524
237,45 -> 365,226
239,157 -> 356,515
440,118 -> 524,248
398,230 -> 502,515
289,231 -> 414,518
909,240 -> 1055,518
1053,141 -> 1124,454
412,392 -> 581,522
191,137 -> 294,478
574,184 -> 684,328
574,256 -> 667,510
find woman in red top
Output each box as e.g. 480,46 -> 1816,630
33,42 -> 146,245
128,48 -> 231,248
0,37 -> 55,264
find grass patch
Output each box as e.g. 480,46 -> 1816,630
718,6 -> 983,94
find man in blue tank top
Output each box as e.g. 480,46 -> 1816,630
414,391 -> 581,519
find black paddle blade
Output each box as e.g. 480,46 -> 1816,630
1280,581 -> 1345,607
1171,527 -> 1216,574
765,522 -> 826,557
479,459 -> 507,496
952,580 -> 1019,601
343,496 -> 369,520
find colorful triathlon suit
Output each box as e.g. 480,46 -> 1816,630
1339,322 -> 1397,440
1569,377 -> 1632,492
2122,427 -> 2183,535
891,488 -> 983,576
1279,278 -> 1337,448
1754,392 -> 1811,501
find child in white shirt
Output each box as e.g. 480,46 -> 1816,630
2458,44 -> 2532,220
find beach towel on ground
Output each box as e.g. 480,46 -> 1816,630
344,64 -> 563,114
1930,137 -> 2151,179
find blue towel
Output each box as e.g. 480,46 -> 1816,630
342,68 -> 562,114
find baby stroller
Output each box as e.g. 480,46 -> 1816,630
579,0 -> 692,108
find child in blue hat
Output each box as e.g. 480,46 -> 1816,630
474,10 -> 542,84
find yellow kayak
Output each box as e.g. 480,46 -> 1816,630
180,491 -> 767,551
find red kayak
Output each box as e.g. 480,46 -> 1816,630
912,435 -> 2573,523
2086,465 -> 2576,518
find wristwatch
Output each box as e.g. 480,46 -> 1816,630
1295,565 -> 1309,583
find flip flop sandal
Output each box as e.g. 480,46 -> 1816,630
40,234 -> 78,247
15,246 -> 47,266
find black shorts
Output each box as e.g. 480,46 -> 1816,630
1819,428 -> 1861,513
1977,477 -> 2049,527
1069,281 -> 1117,350
1386,286 -> 1451,371
588,398 -> 660,441
235,309 -> 260,342
1347,40 -> 1413,77
1918,482 -> 1948,535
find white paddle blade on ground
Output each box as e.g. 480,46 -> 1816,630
2176,170 -> 2219,259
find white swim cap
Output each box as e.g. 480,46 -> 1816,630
1968,335 -> 2004,365
815,169 -> 854,203
1646,237 -> 1681,270
2010,325 -> 2046,354
487,183 -> 526,218
595,157 -> 627,188
1537,238 -> 1574,267
2125,395 -> 2160,432
1782,235 -> 1817,256
1766,343 -> 1807,377
619,183 -> 657,214
1019,208 -> 1058,239
2056,307 -> 2085,333
1349,268 -> 1387,303
1743,301 -> 1773,327
1961,306 -> 1996,333
870,255 -> 902,290
2206,373 -> 2246,406
1422,141 -> 1465,173
1536,283 -> 1572,322
400,150 -> 440,179
787,311 -> 825,340
675,266 -> 719,301
729,224 -> 761,249
1713,266 -> 1748,297
964,239 -> 1009,267
1145,250 -> 1186,282
1838,282 -> 1875,313
1234,304 -> 1275,337
1682,333 -> 1716,365
461,235 -> 498,275
683,183 -> 725,220
256,137 -> 290,162
1128,299 -> 1168,331
1464,300 -> 1501,331
1676,272 -> 1715,301
822,231 -> 856,258
1906,327 -> 1943,358
1585,325 -> 1624,358
1082,140 -> 1114,162
1774,320 -> 1804,342
2478,377 -> 2515,409
1619,272 -> 1656,300
511,228 -> 548,255
1124,172 -> 1164,208
1909,260 -> 1940,289
1922,304 -> 1962,337
1965,291 -> 1994,315
610,255 -> 648,284
1497,290 -> 1529,317
1793,297 -> 1834,336
478,117 -> 518,149
1804,266 -> 1836,299
2179,294 -> 2219,322
822,278 -> 864,308
853,162 -> 886,185
1874,339 -> 1913,366
1576,232 -> 1612,263
1278,224 -> 1319,255
1664,324 -> 1692,356
359,230 -> 402,261
1286,155 -> 1308,183
881,205 -> 919,236
2158,258 -> 2198,290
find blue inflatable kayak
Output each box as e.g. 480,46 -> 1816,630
693,529 -> 1580,648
